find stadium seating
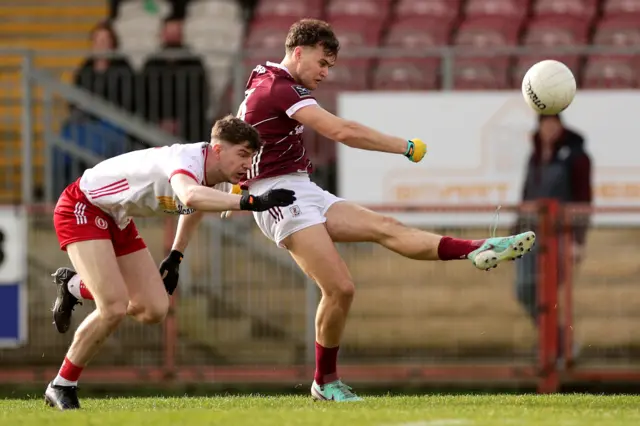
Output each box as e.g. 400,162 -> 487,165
239,0 -> 640,91
0,1 -> 105,202
602,0 -> 640,17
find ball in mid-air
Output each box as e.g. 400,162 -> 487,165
522,60 -> 576,115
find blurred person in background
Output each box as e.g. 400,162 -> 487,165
73,20 -> 137,115
54,21 -> 134,197
138,15 -> 210,142
512,113 -> 592,364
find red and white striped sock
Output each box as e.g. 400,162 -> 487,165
67,275 -> 94,300
52,357 -> 84,387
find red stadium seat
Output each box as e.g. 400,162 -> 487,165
322,59 -> 371,91
583,56 -> 638,88
243,20 -> 290,70
533,0 -> 598,20
384,17 -> 453,47
602,0 -> 640,18
454,17 -> 523,47
513,55 -> 582,89
373,59 -> 440,90
253,0 -> 325,19
593,16 -> 640,47
330,17 -> 384,48
373,15 -> 450,91
394,0 -> 462,22
375,16 -> 450,90
464,0 -> 531,18
453,58 -> 511,89
245,18 -> 291,50
523,16 -> 591,46
326,0 -> 393,21
535,0 -> 599,18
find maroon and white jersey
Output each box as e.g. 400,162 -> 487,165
237,61 -> 318,189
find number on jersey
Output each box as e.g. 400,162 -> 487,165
237,88 -> 256,120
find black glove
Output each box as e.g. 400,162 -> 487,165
159,250 -> 183,295
239,188 -> 296,212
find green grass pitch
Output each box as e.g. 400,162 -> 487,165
2,394 -> 639,425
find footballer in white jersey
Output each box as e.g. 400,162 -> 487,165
44,116 -> 297,411
78,142 -> 232,229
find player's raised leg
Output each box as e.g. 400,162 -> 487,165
282,225 -> 362,402
51,250 -> 168,333
45,240 -> 130,411
325,201 -> 535,270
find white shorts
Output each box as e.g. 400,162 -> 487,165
248,173 -> 343,249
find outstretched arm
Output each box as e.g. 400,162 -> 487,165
171,174 -> 242,212
170,174 -> 297,213
291,104 -> 426,161
171,211 -> 204,253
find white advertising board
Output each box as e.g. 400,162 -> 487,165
337,91 -> 640,226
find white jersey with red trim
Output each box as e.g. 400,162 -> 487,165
78,142 -> 231,229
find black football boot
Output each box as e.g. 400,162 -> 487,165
51,267 -> 82,333
44,382 -> 81,410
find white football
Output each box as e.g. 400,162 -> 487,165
521,60 -> 576,115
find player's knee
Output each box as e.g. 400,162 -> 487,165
99,300 -> 128,326
130,295 -> 169,324
322,279 -> 355,304
141,300 -> 169,324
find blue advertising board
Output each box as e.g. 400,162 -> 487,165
0,207 -> 27,347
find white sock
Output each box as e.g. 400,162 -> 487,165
52,375 -> 78,387
66,274 -> 83,300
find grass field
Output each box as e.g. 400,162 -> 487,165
1,394 -> 639,426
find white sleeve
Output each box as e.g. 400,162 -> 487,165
166,148 -> 205,184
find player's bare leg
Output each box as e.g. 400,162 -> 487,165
45,240 -> 130,411
283,224 -> 362,402
117,248 -> 169,324
51,249 -> 168,333
325,201 -> 535,269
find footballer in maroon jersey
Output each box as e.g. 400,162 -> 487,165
238,62 -> 316,187
231,19 -> 536,402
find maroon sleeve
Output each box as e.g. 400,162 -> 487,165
570,153 -> 592,245
272,81 -> 317,117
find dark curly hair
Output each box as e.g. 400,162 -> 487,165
285,19 -> 340,59
211,115 -> 261,151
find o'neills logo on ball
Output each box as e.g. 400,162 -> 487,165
95,217 -> 108,230
525,80 -> 546,110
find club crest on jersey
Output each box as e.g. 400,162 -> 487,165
157,196 -> 197,215
292,85 -> 311,98
95,217 -> 108,230
289,124 -> 304,136
289,205 -> 301,217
